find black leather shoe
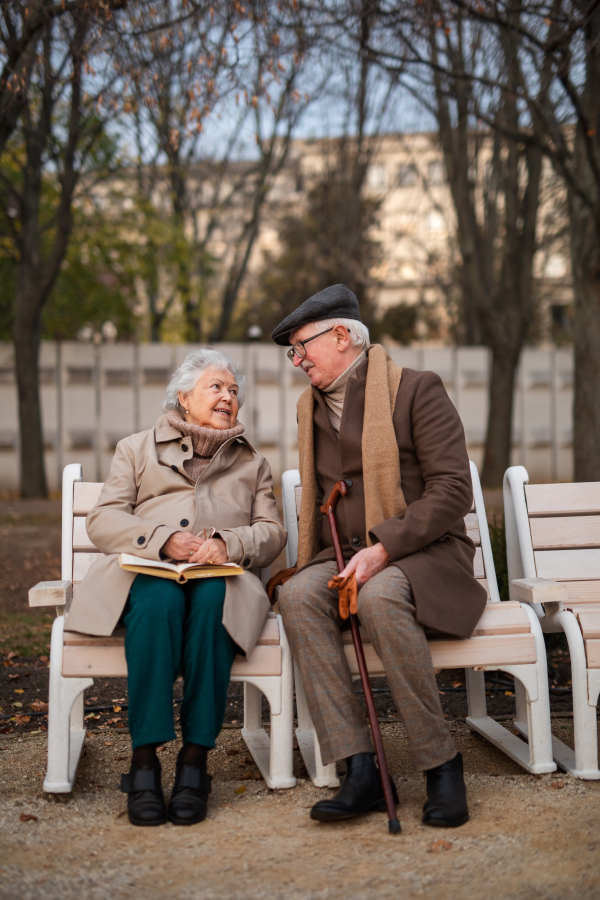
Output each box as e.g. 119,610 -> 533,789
310,752 -> 399,822
120,764 -> 167,827
423,752 -> 469,828
168,761 -> 212,825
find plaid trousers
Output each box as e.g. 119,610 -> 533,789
279,561 -> 456,771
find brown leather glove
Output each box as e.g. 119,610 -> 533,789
328,570 -> 358,620
266,567 -> 297,605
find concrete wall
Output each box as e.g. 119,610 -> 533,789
0,341 -> 573,491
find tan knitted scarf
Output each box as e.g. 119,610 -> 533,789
296,344 -> 407,567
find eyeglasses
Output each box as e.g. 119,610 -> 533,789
287,327 -> 339,361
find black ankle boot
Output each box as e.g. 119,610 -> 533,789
423,752 -> 469,828
168,754 -> 212,826
310,752 -> 399,822
120,762 -> 167,827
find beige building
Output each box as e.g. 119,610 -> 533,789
82,131 -> 573,344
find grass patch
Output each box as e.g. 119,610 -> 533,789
0,612 -> 54,657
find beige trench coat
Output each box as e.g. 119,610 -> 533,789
65,415 -> 287,656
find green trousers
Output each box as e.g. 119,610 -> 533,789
123,574 -> 237,749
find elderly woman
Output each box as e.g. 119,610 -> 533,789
65,349 -> 286,827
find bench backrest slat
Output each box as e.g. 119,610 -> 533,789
525,483 -> 600,517
524,483 -> 600,598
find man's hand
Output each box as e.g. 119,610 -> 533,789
338,542 -> 390,588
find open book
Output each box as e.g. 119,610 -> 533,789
119,553 -> 244,584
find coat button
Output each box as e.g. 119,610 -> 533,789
351,536 -> 361,547
180,519 -> 189,527
171,465 -> 178,472
345,479 -> 353,487
137,536 -> 145,545
181,444 -> 188,452
242,558 -> 251,568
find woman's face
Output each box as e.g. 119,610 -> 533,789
178,367 -> 240,429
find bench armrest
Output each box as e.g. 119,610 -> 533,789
29,580 -> 73,608
511,577 -> 567,612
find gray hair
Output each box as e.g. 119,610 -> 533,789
314,317 -> 370,351
162,348 -> 247,413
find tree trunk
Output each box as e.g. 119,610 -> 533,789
570,200 -> 600,481
482,346 -> 520,488
13,280 -> 47,498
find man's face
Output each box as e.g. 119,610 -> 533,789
289,322 -> 355,389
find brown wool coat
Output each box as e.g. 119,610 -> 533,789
299,350 -> 487,638
65,415 -> 287,656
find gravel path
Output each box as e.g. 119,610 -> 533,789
1,720 -> 599,900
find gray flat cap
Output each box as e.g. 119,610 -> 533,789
271,284 -> 362,346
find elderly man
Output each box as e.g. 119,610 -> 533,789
272,284 -> 487,827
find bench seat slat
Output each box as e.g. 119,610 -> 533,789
560,581 -> 600,603
63,644 -> 282,678
525,483 -> 600,517
529,515 -> 600,550
344,634 -> 537,676
534,549 -> 600,581
340,601 -> 529,641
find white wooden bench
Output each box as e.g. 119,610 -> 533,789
504,466 -> 600,779
29,463 -> 296,793
281,461 -> 556,787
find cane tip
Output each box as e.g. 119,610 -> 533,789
388,818 -> 402,835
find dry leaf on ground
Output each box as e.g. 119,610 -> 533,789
428,840 -> 452,853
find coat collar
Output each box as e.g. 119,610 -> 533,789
155,413 -> 255,449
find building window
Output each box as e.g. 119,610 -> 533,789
425,211 -> 446,234
428,160 -> 445,185
367,164 -> 388,191
397,164 -> 418,188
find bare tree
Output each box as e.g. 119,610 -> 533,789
331,1 -> 548,486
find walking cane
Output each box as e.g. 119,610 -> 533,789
321,480 -> 401,835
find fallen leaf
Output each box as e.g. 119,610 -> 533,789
113,706 -> 122,713
104,742 -> 114,747
14,689 -> 24,694
29,700 -> 49,713
19,813 -> 38,823
8,673 -> 19,681
428,840 -> 452,853
226,749 -> 240,756
551,781 -> 565,790
38,656 -> 48,663
234,785 -> 246,794
11,702 -> 23,708
7,651 -> 18,660
15,715 -> 31,724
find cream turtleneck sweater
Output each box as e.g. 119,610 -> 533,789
166,410 -> 245,481
321,351 -> 367,432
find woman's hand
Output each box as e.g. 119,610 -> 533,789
187,537 -> 228,565
162,532 -> 204,561
338,542 -> 390,588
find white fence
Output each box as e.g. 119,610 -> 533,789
0,341 -> 574,491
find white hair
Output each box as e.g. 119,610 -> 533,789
162,348 -> 247,413
313,317 -> 370,351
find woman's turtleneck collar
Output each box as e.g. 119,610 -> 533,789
166,410 -> 245,480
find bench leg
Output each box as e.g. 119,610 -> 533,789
238,616 -> 296,789
467,606 -> 556,775
547,611 -> 600,779
293,662 -> 339,788
44,616 -> 93,793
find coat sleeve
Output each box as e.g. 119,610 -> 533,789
218,456 -> 287,570
369,371 -> 472,560
86,438 -> 177,559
